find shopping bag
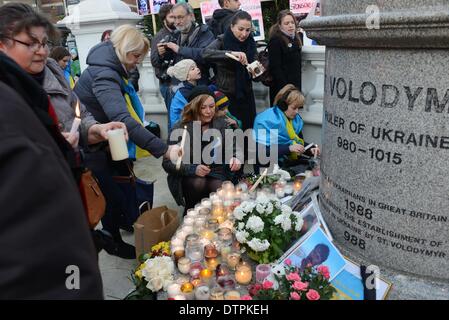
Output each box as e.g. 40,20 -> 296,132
134,206 -> 179,261
113,161 -> 155,228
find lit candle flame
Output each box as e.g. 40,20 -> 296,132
75,100 -> 80,118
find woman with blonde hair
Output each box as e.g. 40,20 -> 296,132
75,24 -> 180,258
253,84 -> 320,172
163,86 -> 242,213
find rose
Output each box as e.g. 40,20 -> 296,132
241,295 -> 253,300
306,289 -> 321,300
285,259 -> 292,266
262,280 -> 273,290
292,281 -> 309,292
290,292 -> 301,300
249,283 -> 262,296
317,266 -> 330,279
285,272 -> 300,282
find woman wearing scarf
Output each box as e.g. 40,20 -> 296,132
0,3 -> 103,298
253,85 -> 320,171
74,24 -> 180,258
268,10 -> 302,106
162,86 -> 242,213
203,11 -> 258,131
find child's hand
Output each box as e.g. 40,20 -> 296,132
225,116 -> 237,128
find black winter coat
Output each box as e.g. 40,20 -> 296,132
207,9 -> 236,37
268,33 -> 302,104
0,53 -> 103,299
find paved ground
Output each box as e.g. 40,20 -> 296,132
98,156 -> 182,300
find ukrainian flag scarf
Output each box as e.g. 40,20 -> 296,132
283,113 -> 304,160
121,78 -> 151,160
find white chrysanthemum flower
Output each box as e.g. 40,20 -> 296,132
238,222 -> 245,230
293,212 -> 304,232
281,204 -> 292,214
247,238 -> 270,252
256,193 -> 270,204
236,230 -> 250,243
256,203 -> 266,214
281,216 -> 292,232
246,216 -> 264,233
265,202 -> 274,214
274,214 -> 284,225
233,207 -> 245,220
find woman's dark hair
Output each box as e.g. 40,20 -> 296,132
49,46 -> 70,62
159,3 -> 174,23
231,11 -> 252,26
0,3 -> 59,43
269,9 -> 302,47
101,29 -> 112,42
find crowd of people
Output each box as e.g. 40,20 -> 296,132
0,1 -> 319,299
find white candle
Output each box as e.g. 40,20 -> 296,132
250,168 -> 269,192
69,100 -> 81,137
171,238 -> 184,248
195,286 -> 211,300
107,128 -> 129,161
167,283 -> 181,298
181,226 -> 193,235
183,217 -> 194,226
176,126 -> 188,170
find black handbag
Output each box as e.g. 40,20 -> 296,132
113,162 -> 155,228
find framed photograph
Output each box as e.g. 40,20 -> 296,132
330,257 -> 393,300
274,227 -> 346,282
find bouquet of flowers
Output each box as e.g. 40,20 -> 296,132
125,242 -> 174,300
245,259 -> 335,300
233,194 -> 304,264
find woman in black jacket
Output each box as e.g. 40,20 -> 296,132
268,10 -> 302,105
203,11 -> 258,131
162,86 -> 242,213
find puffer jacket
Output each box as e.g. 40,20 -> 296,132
74,41 -> 167,158
43,58 -> 97,147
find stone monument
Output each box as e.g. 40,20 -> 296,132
301,0 -> 449,298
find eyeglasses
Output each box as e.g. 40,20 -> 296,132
3,36 -> 50,52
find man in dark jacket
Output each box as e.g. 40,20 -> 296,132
162,3 -> 215,85
151,3 -> 176,112
0,52 -> 103,299
208,0 -> 241,37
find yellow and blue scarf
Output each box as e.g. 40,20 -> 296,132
121,78 -> 151,160
253,106 -> 304,159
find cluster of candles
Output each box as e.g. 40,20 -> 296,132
166,180 -> 280,300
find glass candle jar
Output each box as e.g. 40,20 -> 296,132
226,252 -> 241,270
177,257 -> 191,275
199,268 -> 214,286
195,285 -> 211,300
191,278 -> 202,288
173,249 -> 185,264
201,198 -> 212,209
275,186 -> 285,198
189,261 -> 203,279
224,290 -> 241,300
181,282 -> 194,300
209,287 -> 224,300
217,228 -> 232,246
167,283 -> 181,299
220,245 -> 232,261
256,264 -> 272,284
186,208 -> 198,218
183,216 -> 195,226
284,184 -> 294,196
235,261 -> 252,285
185,234 -> 203,262
198,207 -> 211,217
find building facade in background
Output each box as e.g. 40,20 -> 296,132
0,0 -> 137,23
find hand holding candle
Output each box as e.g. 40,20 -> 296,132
176,126 -> 187,170
69,100 -> 81,138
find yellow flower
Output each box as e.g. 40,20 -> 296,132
135,269 -> 143,279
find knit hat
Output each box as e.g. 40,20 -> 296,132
167,59 -> 196,82
213,90 -> 230,111
187,85 -> 213,102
